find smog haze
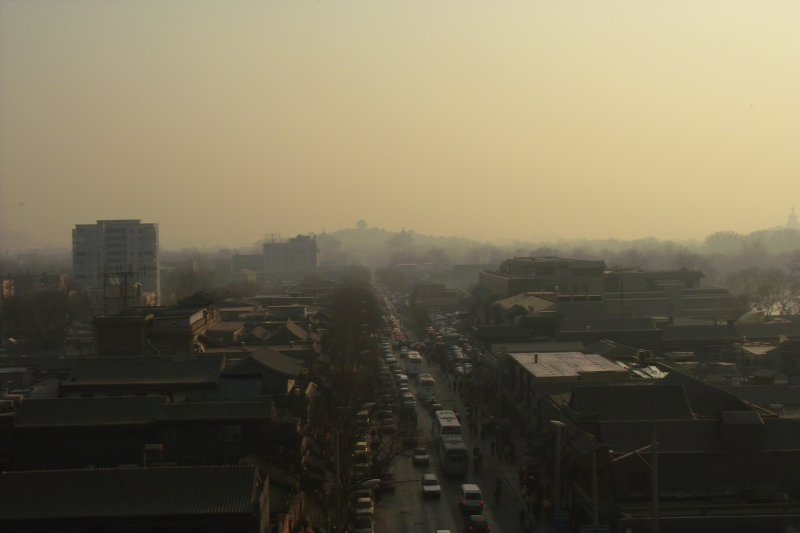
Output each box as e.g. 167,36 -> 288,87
1,1 -> 799,250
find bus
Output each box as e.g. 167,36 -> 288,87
437,434 -> 469,477
406,352 -> 423,375
416,374 -> 436,401
433,410 -> 461,438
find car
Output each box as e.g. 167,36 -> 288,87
412,447 -> 430,466
429,401 -> 443,413
464,514 -> 490,532
352,488 -> 373,502
381,419 -> 397,434
380,471 -> 396,492
352,516 -> 375,533
458,484 -> 484,514
352,497 -> 374,517
354,441 -> 370,455
378,409 -> 393,420
421,473 -> 441,498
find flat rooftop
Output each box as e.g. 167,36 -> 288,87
510,351 -> 628,380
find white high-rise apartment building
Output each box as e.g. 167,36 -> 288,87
263,235 -> 319,273
72,220 -> 160,303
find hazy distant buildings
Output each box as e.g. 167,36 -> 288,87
477,256 -> 741,322
263,235 -> 318,274
787,208 -> 800,231
231,253 -> 265,273
72,219 -> 160,304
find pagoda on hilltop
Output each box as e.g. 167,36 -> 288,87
787,208 -> 800,231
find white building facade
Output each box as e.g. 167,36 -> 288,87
72,219 -> 160,303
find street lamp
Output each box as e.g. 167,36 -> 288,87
550,420 -> 567,516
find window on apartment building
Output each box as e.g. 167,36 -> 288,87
219,424 -> 242,442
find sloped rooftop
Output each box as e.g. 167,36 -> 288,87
0,465 -> 259,521
63,356 -> 224,387
570,383 -> 694,422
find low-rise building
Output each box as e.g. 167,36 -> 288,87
0,465 -> 268,532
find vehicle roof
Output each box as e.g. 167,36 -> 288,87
460,483 -> 481,492
422,473 -> 438,480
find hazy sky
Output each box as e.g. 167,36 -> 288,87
1,1 -> 799,250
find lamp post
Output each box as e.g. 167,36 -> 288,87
550,420 -> 567,515
591,443 -> 599,526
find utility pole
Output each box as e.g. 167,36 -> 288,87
611,430 -> 659,533
335,429 -> 341,530
550,420 -> 566,515
652,430 -> 659,533
591,448 -> 599,526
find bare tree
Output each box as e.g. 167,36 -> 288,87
756,267 -> 800,315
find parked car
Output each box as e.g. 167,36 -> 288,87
421,473 -> 441,498
352,488 -> 373,502
464,514 -> 490,532
352,497 -> 374,517
354,441 -> 370,455
412,447 -> 430,466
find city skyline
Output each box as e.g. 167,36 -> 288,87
2,1 -> 799,250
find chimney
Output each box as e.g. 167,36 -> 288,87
534,353 -> 539,363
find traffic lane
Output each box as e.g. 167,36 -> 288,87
374,377 -> 466,533
411,370 -> 508,533
420,359 -> 516,533
376,447 -> 462,533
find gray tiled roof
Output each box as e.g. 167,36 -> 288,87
14,396 -> 167,428
761,418 -> 800,451
560,317 -> 658,333
494,341 -> 585,354
721,410 -> 764,426
223,347 -> 302,378
737,322 -> 800,341
584,339 -> 640,359
159,400 -> 274,422
570,384 -> 694,422
0,465 -> 259,521
660,370 -> 751,417
13,397 -> 273,428
64,356 -> 224,387
718,385 -> 800,408
600,419 -> 721,453
661,324 -> 741,342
